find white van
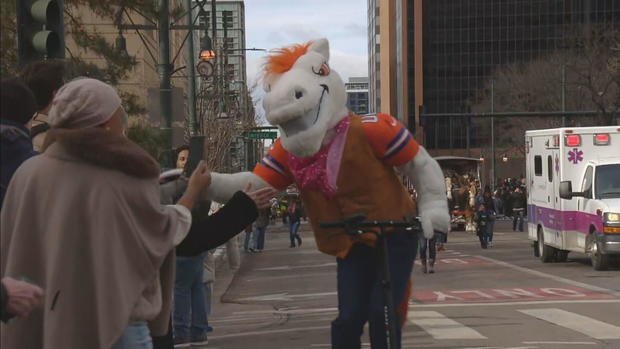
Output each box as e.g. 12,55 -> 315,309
525,126 -> 620,270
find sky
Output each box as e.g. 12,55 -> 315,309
243,0 -> 369,94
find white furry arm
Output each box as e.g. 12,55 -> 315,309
205,171 -> 271,203
398,147 -> 450,238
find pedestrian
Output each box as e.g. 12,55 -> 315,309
1,78 -> 38,207
0,78 -> 212,349
419,233 -> 437,274
483,186 -> 496,247
475,204 -> 490,249
167,146 -> 210,348
19,59 -> 65,151
288,197 -> 303,248
253,208 -> 271,252
511,187 -> 526,232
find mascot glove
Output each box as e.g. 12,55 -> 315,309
418,200 -> 450,239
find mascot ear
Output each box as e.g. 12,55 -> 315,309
309,38 -> 330,61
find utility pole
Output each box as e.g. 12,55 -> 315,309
186,0 -> 197,135
490,79 -> 496,191
158,0 -> 173,167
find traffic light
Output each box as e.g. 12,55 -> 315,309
17,0 -> 65,65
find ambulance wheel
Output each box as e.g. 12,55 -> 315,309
591,247 -> 610,271
538,229 -> 555,263
556,250 -> 569,263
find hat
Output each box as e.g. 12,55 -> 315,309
48,78 -> 121,129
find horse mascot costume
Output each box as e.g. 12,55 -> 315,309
205,39 -> 449,348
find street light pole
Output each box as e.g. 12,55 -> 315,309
185,0 -> 197,135
490,79 -> 496,192
159,0 -> 173,167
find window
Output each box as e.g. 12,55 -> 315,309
581,166 -> 593,199
534,156 -> 542,176
547,155 -> 553,182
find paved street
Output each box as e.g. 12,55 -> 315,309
205,220 -> 620,349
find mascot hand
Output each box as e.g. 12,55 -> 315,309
418,201 -> 450,239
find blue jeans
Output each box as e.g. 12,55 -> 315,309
513,209 -> 524,231
486,216 -> 495,243
419,236 -> 437,261
244,230 -> 254,250
112,322 -> 152,349
174,253 -> 209,340
331,230 -> 417,349
289,221 -> 300,246
254,226 -> 267,250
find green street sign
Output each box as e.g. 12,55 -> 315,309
247,131 -> 278,139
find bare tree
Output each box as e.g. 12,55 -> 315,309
469,25 -> 619,156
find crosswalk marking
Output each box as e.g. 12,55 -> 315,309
518,308 -> 620,340
408,310 -> 487,339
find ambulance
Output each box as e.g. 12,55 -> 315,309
525,126 -> 620,270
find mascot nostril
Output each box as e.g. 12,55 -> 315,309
206,37 -> 450,348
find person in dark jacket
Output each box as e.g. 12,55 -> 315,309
154,166 -> 276,349
474,204 -> 490,249
482,186 -> 496,247
0,78 -> 38,208
511,187 -> 527,232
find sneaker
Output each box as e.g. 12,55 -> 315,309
206,325 -> 214,333
190,333 -> 209,346
489,241 -> 494,247
174,338 -> 191,348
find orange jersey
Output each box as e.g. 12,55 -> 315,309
253,113 -> 420,190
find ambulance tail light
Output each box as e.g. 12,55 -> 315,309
553,135 -> 560,147
594,133 -> 610,146
565,134 -> 581,147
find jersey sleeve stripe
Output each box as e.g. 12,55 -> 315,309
383,133 -> 413,160
261,156 -> 287,178
266,154 -> 287,174
386,127 -> 406,149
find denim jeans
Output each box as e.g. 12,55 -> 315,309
331,230 -> 417,349
289,221 -> 300,246
243,230 -> 254,250
174,253 -> 209,340
112,322 -> 152,349
254,226 -> 267,250
513,209 -> 524,231
486,216 -> 495,243
419,236 -> 437,261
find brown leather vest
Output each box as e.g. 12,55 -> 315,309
300,115 -> 417,258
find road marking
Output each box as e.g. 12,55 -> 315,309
407,310 -> 487,339
245,271 -> 336,282
410,299 -> 620,308
237,291 -> 337,302
519,308 -> 620,340
256,262 -> 336,271
522,341 -> 597,345
208,325 -> 330,339
475,255 -> 620,298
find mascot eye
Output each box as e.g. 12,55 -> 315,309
313,63 -> 330,76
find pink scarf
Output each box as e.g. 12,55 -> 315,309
288,117 -> 350,198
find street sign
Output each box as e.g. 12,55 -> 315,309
246,131 -> 277,139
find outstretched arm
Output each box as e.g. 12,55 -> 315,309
205,172 -> 271,203
398,146 -> 450,238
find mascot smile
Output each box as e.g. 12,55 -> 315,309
205,38 -> 450,347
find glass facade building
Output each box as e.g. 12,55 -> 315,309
418,0 -> 619,149
368,0 -> 380,113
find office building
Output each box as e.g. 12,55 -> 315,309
346,77 -> 370,115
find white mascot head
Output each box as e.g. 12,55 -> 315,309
262,39 -> 349,158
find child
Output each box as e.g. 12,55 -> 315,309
475,204 -> 489,249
